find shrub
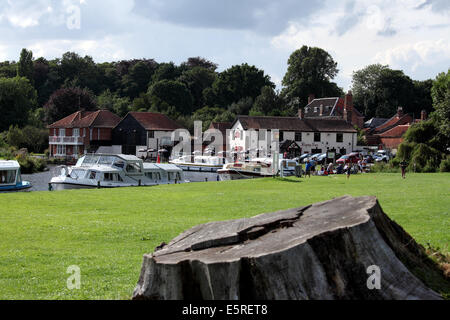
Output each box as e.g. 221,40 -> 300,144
370,162 -> 400,173
440,156 -> 450,172
409,144 -> 442,173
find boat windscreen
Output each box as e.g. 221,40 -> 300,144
98,156 -> 116,165
0,170 -> 17,184
82,155 -> 100,166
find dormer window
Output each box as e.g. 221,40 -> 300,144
314,107 -> 318,113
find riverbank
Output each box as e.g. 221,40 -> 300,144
0,173 -> 448,299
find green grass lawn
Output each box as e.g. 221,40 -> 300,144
0,173 -> 449,300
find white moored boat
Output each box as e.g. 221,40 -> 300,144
50,154 -> 188,190
218,157 -> 299,181
0,160 -> 32,191
169,155 -> 229,172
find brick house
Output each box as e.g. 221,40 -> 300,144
48,110 -> 121,159
364,108 -> 427,152
300,91 -> 365,129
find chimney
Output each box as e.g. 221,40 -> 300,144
319,104 -> 324,116
421,110 -> 427,121
308,94 -> 315,104
298,108 -> 303,119
344,90 -> 353,124
397,106 -> 404,118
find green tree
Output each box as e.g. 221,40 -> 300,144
282,46 -> 342,111
192,106 -> 226,131
179,67 -> 216,110
352,64 -> 419,119
147,80 -> 193,115
97,89 -> 131,117
181,57 -> 218,71
431,70 -> 450,149
17,48 -> 34,85
250,86 -> 285,116
60,52 -> 102,94
210,63 -> 274,108
0,77 -> 37,131
43,87 -> 97,124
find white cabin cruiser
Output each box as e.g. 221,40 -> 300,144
50,154 -> 188,190
169,155 -> 229,172
0,160 -> 32,191
218,157 -> 299,181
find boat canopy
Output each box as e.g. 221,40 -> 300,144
0,160 -> 20,170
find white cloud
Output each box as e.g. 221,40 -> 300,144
270,0 -> 450,89
374,39 -> 450,71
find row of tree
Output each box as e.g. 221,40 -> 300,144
0,46 -> 447,154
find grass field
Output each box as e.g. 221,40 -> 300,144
0,173 -> 449,300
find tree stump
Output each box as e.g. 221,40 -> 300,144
133,196 -> 446,300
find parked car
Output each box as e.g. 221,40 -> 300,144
364,155 -> 375,163
336,154 -> 360,164
375,150 -> 390,162
316,153 -> 328,164
296,153 -> 311,163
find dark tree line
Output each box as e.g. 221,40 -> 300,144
0,46 -> 445,155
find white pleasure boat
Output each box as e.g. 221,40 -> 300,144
169,154 -> 229,172
0,160 -> 32,191
50,154 -> 188,190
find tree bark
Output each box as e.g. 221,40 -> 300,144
133,196 -> 447,300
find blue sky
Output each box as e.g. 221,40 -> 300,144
0,0 -> 449,90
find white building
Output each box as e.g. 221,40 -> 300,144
229,116 -> 358,158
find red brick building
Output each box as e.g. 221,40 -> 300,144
300,91 -> 365,129
365,108 -> 427,151
48,110 -> 121,159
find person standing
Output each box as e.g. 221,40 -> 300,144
305,159 -> 312,178
400,159 -> 408,179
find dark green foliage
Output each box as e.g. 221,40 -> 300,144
147,80 -> 193,115
251,86 -> 285,116
5,125 -> 49,154
282,45 -> 342,111
210,63 -> 274,108
0,77 -> 37,131
43,87 -> 97,124
17,48 -> 34,85
97,90 -> 131,117
0,61 -> 18,78
409,144 -> 442,172
179,67 -> 216,109
431,70 -> 450,149
352,64 -> 432,119
439,155 -> 450,172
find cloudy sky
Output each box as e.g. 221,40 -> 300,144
0,0 -> 449,90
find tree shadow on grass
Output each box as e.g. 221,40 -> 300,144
272,177 -> 303,183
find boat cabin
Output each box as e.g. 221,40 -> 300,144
0,160 -> 32,191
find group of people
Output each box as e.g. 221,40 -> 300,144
304,159 -> 362,179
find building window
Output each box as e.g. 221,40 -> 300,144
59,129 -> 65,137
57,145 -> 66,155
148,131 -> 155,139
279,131 -> 284,141
314,132 -> 321,142
295,132 -> 302,142
336,133 -> 343,143
73,128 -> 79,137
258,130 -> 265,140
83,128 -> 86,137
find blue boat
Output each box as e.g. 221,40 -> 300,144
0,160 -> 32,191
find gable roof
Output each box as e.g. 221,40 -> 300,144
372,113 -> 413,134
304,97 -> 364,118
126,112 -> 182,131
48,110 -> 121,129
234,116 -> 357,133
364,118 -> 390,129
235,115 -> 311,131
377,124 -> 411,138
209,122 -> 232,135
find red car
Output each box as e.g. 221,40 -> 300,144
336,153 -> 360,164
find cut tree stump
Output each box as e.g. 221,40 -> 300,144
133,196 -> 447,300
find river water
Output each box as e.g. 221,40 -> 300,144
18,165 -> 220,192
